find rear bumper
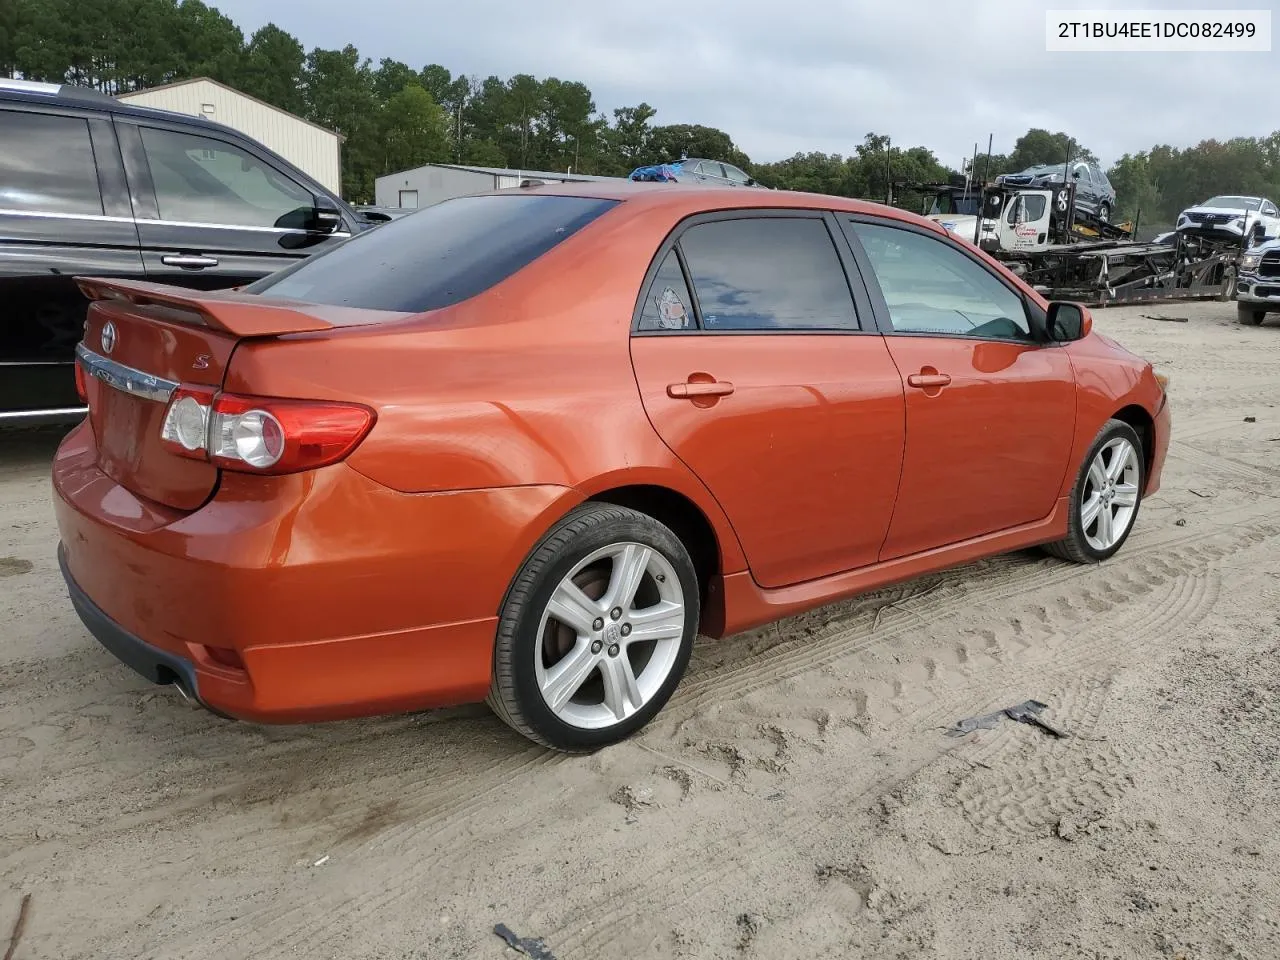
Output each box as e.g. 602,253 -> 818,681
59,543 -> 205,699
52,419 -> 578,724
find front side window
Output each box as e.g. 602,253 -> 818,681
677,217 -> 858,331
1006,194 -> 1048,224
722,164 -> 749,184
637,250 -> 696,331
249,193 -> 618,312
139,126 -> 314,229
0,110 -> 103,216
699,161 -> 727,179
849,221 -> 1033,342
1074,163 -> 1092,183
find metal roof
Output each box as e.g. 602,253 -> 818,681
391,162 -> 620,183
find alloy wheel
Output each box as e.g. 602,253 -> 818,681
534,542 -> 687,730
1081,437 -> 1140,551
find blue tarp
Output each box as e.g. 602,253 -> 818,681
629,162 -> 684,182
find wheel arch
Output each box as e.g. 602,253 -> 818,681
585,484 -> 723,600
1111,403 -> 1155,487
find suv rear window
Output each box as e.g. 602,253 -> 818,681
248,193 -> 618,312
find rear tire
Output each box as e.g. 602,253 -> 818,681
1238,304 -> 1266,325
1043,419 -> 1145,564
486,503 -> 700,752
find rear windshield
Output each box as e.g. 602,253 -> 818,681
247,193 -> 618,312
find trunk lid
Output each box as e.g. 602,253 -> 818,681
75,278 -> 401,511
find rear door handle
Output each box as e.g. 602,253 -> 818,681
907,373 -> 952,389
161,255 -> 219,269
667,381 -> 735,399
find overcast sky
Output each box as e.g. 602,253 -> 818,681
210,0 -> 1277,169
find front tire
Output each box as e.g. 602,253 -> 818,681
1098,202 -> 1111,224
1044,419 -> 1145,564
487,504 -> 700,751
1238,304 -> 1266,325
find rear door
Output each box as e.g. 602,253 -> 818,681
1073,162 -> 1098,213
629,211 -> 906,589
117,118 -> 352,291
0,103 -> 145,416
841,216 -> 1076,561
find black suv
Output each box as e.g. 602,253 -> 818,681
0,78 -> 371,423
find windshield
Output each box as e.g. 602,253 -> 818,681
1203,195 -> 1260,211
247,193 -> 618,312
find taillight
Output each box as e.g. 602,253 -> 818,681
159,389 -> 374,475
74,361 -> 89,403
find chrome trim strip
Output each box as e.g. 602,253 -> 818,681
76,343 -> 178,403
0,207 -> 350,237
0,406 -> 88,422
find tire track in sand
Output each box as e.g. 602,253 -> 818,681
557,554 -> 1226,957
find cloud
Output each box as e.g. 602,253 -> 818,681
211,0 -> 1279,167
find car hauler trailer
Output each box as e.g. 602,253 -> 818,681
902,179 -> 1245,306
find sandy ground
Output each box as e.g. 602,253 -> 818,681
2,300 -> 1279,960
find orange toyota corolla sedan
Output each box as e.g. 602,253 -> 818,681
52,183 -> 1170,751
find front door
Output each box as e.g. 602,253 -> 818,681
998,192 -> 1052,252
120,120 -> 350,291
629,213 -> 906,589
842,217 -> 1076,561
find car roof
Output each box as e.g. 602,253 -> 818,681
473,180 -> 947,231
0,79 -> 255,143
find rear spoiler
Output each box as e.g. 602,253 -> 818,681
75,277 -> 404,337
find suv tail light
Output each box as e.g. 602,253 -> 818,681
160,388 -> 374,475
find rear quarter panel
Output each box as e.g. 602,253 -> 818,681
224,200 -> 751,574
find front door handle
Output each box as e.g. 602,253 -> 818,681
161,254 -> 219,269
907,372 -> 952,389
667,380 -> 735,399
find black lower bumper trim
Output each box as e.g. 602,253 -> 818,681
57,543 -> 203,699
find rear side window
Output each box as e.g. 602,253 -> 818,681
0,110 -> 103,215
676,217 -> 858,331
638,251 -> 696,331
249,194 -> 618,312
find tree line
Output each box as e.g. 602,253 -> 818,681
3,0 -> 1279,221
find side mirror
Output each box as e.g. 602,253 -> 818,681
1047,301 -> 1091,341
308,196 -> 344,234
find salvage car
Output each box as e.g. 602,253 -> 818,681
0,78 -> 369,424
1235,236 -> 1280,325
53,182 -> 1170,752
1176,195 -> 1280,245
629,158 -> 765,188
996,159 -> 1116,224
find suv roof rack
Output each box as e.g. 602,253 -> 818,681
0,78 -> 118,105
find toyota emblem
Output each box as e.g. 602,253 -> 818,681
101,321 -> 117,354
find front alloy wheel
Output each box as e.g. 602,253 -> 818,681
1080,437 -> 1141,552
487,504 -> 699,751
1044,419 -> 1145,564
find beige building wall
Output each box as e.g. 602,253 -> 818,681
118,78 -> 342,195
